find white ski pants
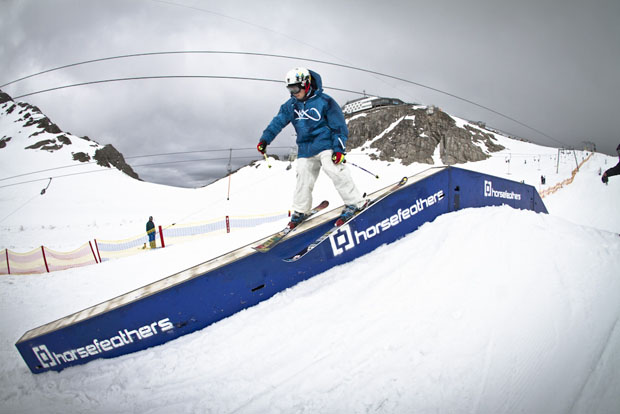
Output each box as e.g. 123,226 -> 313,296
292,150 -> 364,214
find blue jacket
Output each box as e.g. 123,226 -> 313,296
260,70 -> 348,158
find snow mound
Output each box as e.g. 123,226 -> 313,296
1,207 -> 619,413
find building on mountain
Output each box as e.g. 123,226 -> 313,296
342,96 -> 406,115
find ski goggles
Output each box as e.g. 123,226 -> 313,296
287,83 -> 304,94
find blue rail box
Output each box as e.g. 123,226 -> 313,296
16,167 -> 547,373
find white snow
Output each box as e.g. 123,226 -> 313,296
1,101 -> 620,413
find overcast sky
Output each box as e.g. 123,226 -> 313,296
1,0 -> 619,187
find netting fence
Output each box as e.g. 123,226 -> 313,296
540,153 -> 593,198
1,242 -> 99,275
1,210 -> 289,275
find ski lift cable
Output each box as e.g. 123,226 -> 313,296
0,193 -> 40,224
0,155 -> 261,189
124,146 -> 292,159
10,75 -> 370,100
0,147 -> 292,182
1,50 -> 563,147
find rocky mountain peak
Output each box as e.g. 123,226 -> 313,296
0,89 -> 140,180
346,103 -> 505,165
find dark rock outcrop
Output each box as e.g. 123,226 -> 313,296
346,104 -> 505,165
0,136 -> 11,149
0,90 -> 13,104
94,144 -> 141,180
72,152 -> 91,162
25,139 -> 62,151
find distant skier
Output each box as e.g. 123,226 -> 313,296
257,67 -> 367,227
601,144 -> 620,184
146,216 -> 156,249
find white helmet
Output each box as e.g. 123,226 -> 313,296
285,67 -> 311,88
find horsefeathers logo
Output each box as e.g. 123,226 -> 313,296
294,108 -> 321,121
32,345 -> 57,368
329,189 -> 445,257
31,318 -> 174,369
484,180 -> 521,200
329,225 -> 355,256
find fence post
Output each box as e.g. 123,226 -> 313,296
573,149 -> 579,171
88,241 -> 98,264
226,216 -> 230,233
94,239 -> 102,263
5,249 -> 10,275
159,225 -> 165,248
41,246 -> 50,273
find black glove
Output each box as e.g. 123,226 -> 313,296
602,173 -> 608,184
257,140 -> 267,154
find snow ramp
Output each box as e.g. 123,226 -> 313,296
16,166 -> 547,373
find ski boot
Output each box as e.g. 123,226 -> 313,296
288,211 -> 308,229
336,199 -> 369,226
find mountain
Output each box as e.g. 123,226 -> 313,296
0,89 -> 139,180
346,101 -> 505,165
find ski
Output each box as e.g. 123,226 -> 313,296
283,177 -> 408,262
253,200 -> 329,253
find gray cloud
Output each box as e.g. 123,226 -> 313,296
1,0 -> 619,187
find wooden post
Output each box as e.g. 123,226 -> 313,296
573,149 -> 579,171
159,225 -> 165,248
41,246 -> 50,273
88,241 -> 98,264
94,239 -> 102,263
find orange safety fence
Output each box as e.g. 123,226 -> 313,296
95,211 -> 289,261
540,153 -> 593,198
2,211 -> 291,274
0,242 -> 98,275
45,242 -> 99,271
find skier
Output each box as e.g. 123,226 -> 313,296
146,216 -> 156,249
601,144 -> 620,184
257,67 -> 367,228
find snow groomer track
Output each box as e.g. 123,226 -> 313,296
16,166 -> 547,373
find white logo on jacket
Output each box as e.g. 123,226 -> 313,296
294,108 -> 321,121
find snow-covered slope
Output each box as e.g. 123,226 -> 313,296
1,95 -> 620,413
1,205 -> 619,413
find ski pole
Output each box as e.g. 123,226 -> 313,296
263,153 -> 272,168
347,161 -> 379,179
